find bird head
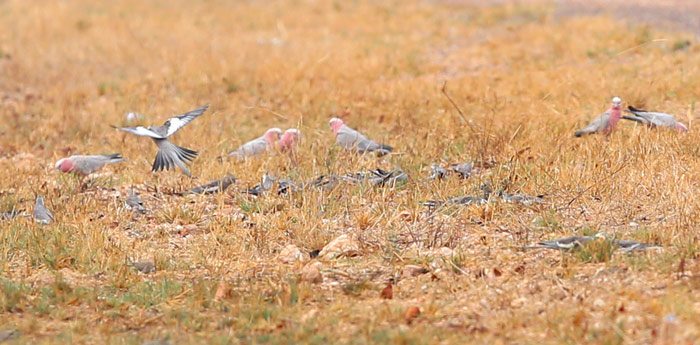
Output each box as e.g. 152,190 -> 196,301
611,97 -> 622,110
329,118 -> 344,134
55,158 -> 73,173
263,128 -> 283,143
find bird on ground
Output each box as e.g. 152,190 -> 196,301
277,128 -> 301,153
227,128 -> 282,161
525,234 -> 661,252
574,97 -> 623,137
428,164 -> 447,180
55,154 -> 125,176
125,189 -> 146,213
112,104 -> 209,176
242,173 -> 299,196
329,118 -> 393,156
177,174 -> 237,195
33,196 -> 54,224
622,106 -> 688,133
526,234 -> 603,250
449,162 -> 472,179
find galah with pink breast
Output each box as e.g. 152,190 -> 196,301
55,154 -> 125,176
574,97 -> 622,137
228,128 -> 282,161
278,128 -> 301,153
329,118 -> 393,156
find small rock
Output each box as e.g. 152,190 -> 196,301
405,306 -> 420,324
511,297 -> 526,308
278,244 -> 305,264
318,234 -> 360,259
132,260 -> 156,274
403,265 -> 429,278
439,247 -> 454,257
214,280 -> 230,301
141,337 -> 170,345
0,330 -> 19,343
301,308 -> 319,323
301,262 -> 323,283
179,224 -> 200,237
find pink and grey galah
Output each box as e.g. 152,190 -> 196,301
622,106 -> 688,133
227,128 -> 282,161
574,97 -> 623,137
277,128 -> 301,153
113,104 -> 209,177
55,154 -> 125,176
329,118 -> 393,156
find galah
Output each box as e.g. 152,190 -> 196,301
228,128 -> 282,161
125,189 -> 146,213
177,174 -> 236,195
574,97 -> 623,137
329,118 -> 393,156
33,196 -> 54,224
55,154 -> 125,176
277,128 -> 301,153
622,106 -> 688,133
113,104 -> 209,176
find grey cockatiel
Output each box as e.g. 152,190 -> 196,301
125,189 -> 146,213
243,173 -> 299,196
55,154 -> 125,176
614,239 -> 663,252
525,234 -> 604,251
525,234 -> 661,252
329,118 -> 393,156
428,164 -> 447,180
227,128 -> 282,161
177,174 -> 236,195
574,97 -> 623,137
422,195 -> 487,208
622,106 -> 688,133
113,104 -> 209,176
33,196 -> 54,224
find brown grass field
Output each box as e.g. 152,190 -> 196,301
2,0 -> 700,344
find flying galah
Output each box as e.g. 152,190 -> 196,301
329,118 -> 393,156
277,128 -> 301,153
622,106 -> 688,133
228,128 -> 282,161
55,154 -> 125,176
33,196 -> 54,224
113,104 -> 209,176
574,97 -> 623,137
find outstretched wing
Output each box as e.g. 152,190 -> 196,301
112,125 -> 165,139
163,104 -> 210,137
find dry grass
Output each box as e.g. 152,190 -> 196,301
1,0 -> 700,343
